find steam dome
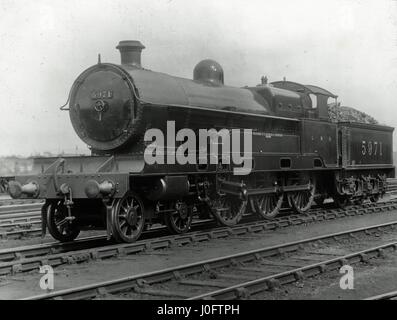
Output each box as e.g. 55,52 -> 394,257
193,59 -> 224,85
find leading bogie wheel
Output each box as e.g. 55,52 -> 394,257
111,192 -> 146,243
46,200 -> 80,242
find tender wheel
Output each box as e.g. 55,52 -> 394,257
334,196 -> 350,208
370,194 -> 380,203
314,195 -> 326,206
251,193 -> 283,219
210,194 -> 246,227
164,201 -> 193,234
287,178 -> 316,214
111,192 -> 145,243
46,200 -> 80,242
353,198 -> 364,205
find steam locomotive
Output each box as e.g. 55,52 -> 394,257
8,40 -> 394,243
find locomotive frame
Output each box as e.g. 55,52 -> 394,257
8,40 -> 394,243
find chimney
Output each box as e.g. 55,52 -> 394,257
116,40 -> 145,68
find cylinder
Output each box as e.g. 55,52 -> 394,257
147,176 -> 190,201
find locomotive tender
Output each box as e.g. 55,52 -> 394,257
8,40 -> 394,243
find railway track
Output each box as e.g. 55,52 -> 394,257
0,227 -> 42,240
1,199 -> 397,277
0,210 -> 40,222
0,214 -> 41,230
0,191 -> 396,240
0,199 -> 42,207
364,290 -> 397,300
0,204 -> 41,238
22,220 -> 397,300
0,203 -> 41,215
0,206 -> 42,239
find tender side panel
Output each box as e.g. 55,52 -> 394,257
340,123 -> 393,167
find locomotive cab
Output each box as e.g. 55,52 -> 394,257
270,81 -> 338,120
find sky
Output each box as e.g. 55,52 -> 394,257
0,0 -> 396,156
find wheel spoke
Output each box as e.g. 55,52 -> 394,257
55,218 -> 68,228
301,192 -> 305,208
269,196 -> 275,210
293,193 -> 298,207
177,219 -> 183,229
264,197 -> 269,213
59,224 -> 65,234
304,192 -> 308,207
259,197 -> 264,209
120,220 -> 127,228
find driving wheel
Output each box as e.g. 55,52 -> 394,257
209,194 -> 246,227
287,177 -> 316,214
251,192 -> 283,219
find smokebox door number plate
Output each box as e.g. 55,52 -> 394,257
91,90 -> 113,99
